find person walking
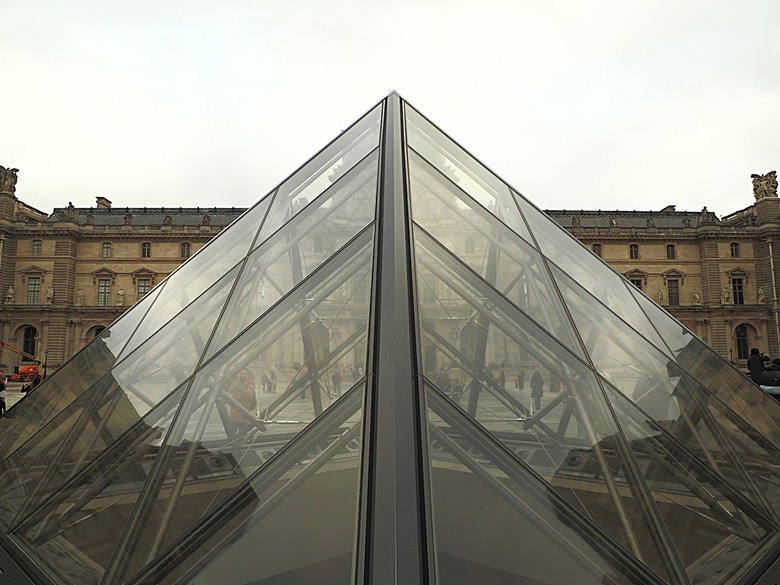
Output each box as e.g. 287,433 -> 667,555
530,370 -> 544,413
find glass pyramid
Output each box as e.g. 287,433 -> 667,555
2,93 -> 780,585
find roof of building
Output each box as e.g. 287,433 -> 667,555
45,205 -> 247,227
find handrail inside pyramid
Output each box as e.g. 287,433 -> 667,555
2,94 -> 780,585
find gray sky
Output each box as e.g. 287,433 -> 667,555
3,0 -> 779,217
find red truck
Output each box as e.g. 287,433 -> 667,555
0,342 -> 42,382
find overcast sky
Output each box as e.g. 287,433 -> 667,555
3,1 -> 779,218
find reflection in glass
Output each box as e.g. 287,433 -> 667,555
409,149 -> 582,356
130,386 -> 365,585
628,285 -> 780,448
80,227 -> 374,582
259,103 -> 382,244
513,190 -> 666,349
206,148 -> 379,361
404,104 -> 531,243
553,263 -> 780,521
413,225 -> 673,578
602,382 -> 777,584
119,196 -> 273,362
0,286 -> 162,457
7,383 -> 188,585
111,265 -> 242,417
424,385 -> 655,585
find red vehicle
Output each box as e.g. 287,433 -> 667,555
0,342 -> 42,382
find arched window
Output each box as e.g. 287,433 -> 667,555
592,243 -> 602,257
735,325 -> 749,360
22,326 -> 37,360
731,242 -> 740,258
32,239 -> 42,256
666,244 -> 676,259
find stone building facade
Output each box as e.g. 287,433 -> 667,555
0,165 -> 778,375
0,174 -> 243,375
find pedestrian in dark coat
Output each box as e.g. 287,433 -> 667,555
748,348 -> 770,383
530,371 -> 544,412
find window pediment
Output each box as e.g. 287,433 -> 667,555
662,269 -> 686,285
131,268 -> 157,285
92,268 -> 118,284
727,267 -> 749,283
21,265 -> 46,283
624,269 -> 649,285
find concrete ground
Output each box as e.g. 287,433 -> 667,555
4,381 -> 28,411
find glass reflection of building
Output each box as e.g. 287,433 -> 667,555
1,93 -> 780,585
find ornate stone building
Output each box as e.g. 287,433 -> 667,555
0,167 -> 243,374
548,170 -> 780,365
0,165 -> 778,375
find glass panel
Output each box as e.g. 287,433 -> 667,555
404,104 -> 531,243
602,382 -> 776,584
7,384 -> 189,585
205,149 -> 379,361
258,103 -> 382,244
413,227 -> 671,578
408,149 -> 582,356
111,265 -> 242,416
0,287 -> 161,457
513,190 -> 666,349
553,264 -> 780,517
119,196 -> 272,361
424,385 -> 655,585
127,385 -> 365,585
629,285 -> 780,448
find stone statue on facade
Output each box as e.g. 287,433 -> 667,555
45,286 -> 53,305
76,288 -> 84,306
657,288 -> 664,304
571,216 -> 581,227
202,214 -> 211,226
752,171 -> 778,200
0,166 -> 18,194
5,286 -> 14,304
722,286 -> 731,304
758,286 -> 766,304
693,289 -> 701,305
117,287 -> 124,305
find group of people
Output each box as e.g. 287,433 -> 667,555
748,347 -> 780,399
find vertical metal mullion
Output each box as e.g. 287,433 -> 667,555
359,93 -> 426,585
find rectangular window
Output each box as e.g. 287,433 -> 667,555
630,278 -> 643,291
27,276 -> 40,305
102,242 -> 112,258
32,240 -> 42,256
592,244 -> 602,257
180,243 -> 191,258
732,278 -> 745,305
731,242 -> 740,258
629,244 -> 639,260
98,278 -> 111,307
141,242 -> 151,258
667,279 -> 680,306
137,278 -> 151,301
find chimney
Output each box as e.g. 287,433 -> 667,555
96,196 -> 112,209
